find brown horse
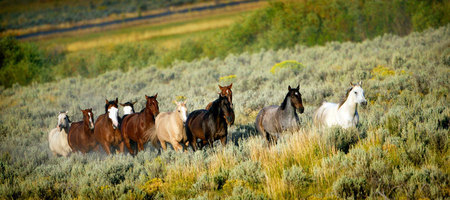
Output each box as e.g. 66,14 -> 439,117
68,108 -> 97,154
255,85 -> 304,145
93,98 -> 124,155
206,84 -> 234,125
121,94 -> 159,155
186,95 -> 234,151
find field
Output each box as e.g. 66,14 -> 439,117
0,23 -> 448,199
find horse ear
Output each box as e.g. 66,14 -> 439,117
218,84 -> 223,89
172,100 -> 177,105
358,81 -> 362,86
350,82 -> 354,86
132,100 -> 137,105
115,97 -> 118,104
228,83 -> 232,89
288,85 -> 292,90
154,93 -> 158,98
105,99 -> 109,104
296,84 -> 299,90
183,100 -> 187,105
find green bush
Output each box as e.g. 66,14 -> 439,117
282,165 -> 312,189
333,176 -> 368,199
325,127 -> 360,153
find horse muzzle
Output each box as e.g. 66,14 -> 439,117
298,107 -> 305,114
361,101 -> 368,107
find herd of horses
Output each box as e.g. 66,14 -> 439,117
48,82 -> 367,157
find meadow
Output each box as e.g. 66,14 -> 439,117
0,24 -> 448,199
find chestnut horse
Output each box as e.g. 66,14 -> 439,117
94,98 -> 124,155
206,84 -> 234,125
121,94 -> 159,155
68,108 -> 97,153
186,95 -> 233,151
255,85 -> 304,145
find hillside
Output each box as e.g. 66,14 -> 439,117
0,25 -> 449,199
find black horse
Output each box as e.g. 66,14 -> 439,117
185,95 -> 234,151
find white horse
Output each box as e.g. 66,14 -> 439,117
314,81 -> 367,129
152,101 -> 188,151
48,111 -> 72,157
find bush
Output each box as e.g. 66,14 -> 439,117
282,165 -> 312,189
333,176 -> 368,199
325,127 -> 360,153
229,161 -> 265,187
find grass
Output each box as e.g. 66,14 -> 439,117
0,25 -> 449,199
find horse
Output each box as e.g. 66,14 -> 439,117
48,111 -> 72,157
151,101 -> 188,151
94,98 -> 124,155
314,81 -> 367,129
255,85 -> 304,145
206,84 -> 234,125
121,94 -> 159,155
68,108 -> 97,154
185,95 -> 234,151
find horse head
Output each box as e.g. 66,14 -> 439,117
175,100 -> 188,123
120,100 -> 136,115
218,95 -> 234,126
219,83 -> 233,108
288,85 -> 304,113
57,111 -> 71,131
82,108 -> 95,130
105,98 -> 119,129
145,94 -> 160,116
349,81 -> 367,106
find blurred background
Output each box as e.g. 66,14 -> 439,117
0,0 -> 448,88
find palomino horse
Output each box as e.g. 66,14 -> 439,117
314,81 -> 367,128
94,98 -> 124,155
68,108 -> 97,154
206,84 -> 234,125
151,101 -> 188,151
121,94 -> 159,155
48,111 -> 72,157
255,85 -> 304,144
186,95 -> 233,151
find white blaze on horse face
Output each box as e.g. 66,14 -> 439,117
123,106 -> 133,115
352,86 -> 367,105
57,113 -> 66,127
88,112 -> 94,129
108,107 -> 119,128
180,105 -> 188,122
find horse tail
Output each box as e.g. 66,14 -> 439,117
149,126 -> 159,147
255,109 -> 265,137
313,102 -> 326,127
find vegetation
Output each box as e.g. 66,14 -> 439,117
0,25 -> 448,199
1,0 -> 449,88
0,0 -> 209,30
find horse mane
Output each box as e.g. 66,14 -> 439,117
208,96 -> 224,116
280,92 -> 290,110
338,87 -> 354,108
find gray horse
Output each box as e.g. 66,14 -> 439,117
255,85 -> 304,145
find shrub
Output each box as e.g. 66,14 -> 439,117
332,176 -> 368,199
282,165 -> 312,189
325,127 -> 360,153
229,161 -> 265,187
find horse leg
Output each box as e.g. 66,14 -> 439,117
118,141 -> 125,154
171,140 -> 183,152
123,136 -> 134,155
137,139 -> 145,152
160,140 -> 167,151
220,136 -> 227,146
101,142 -> 112,155
190,136 -> 198,151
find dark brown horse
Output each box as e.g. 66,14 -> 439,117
121,94 -> 159,155
186,94 -> 234,151
94,98 -> 124,155
206,84 -> 234,125
68,108 -> 97,154
255,85 -> 304,145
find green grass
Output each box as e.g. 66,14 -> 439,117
0,25 -> 448,199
